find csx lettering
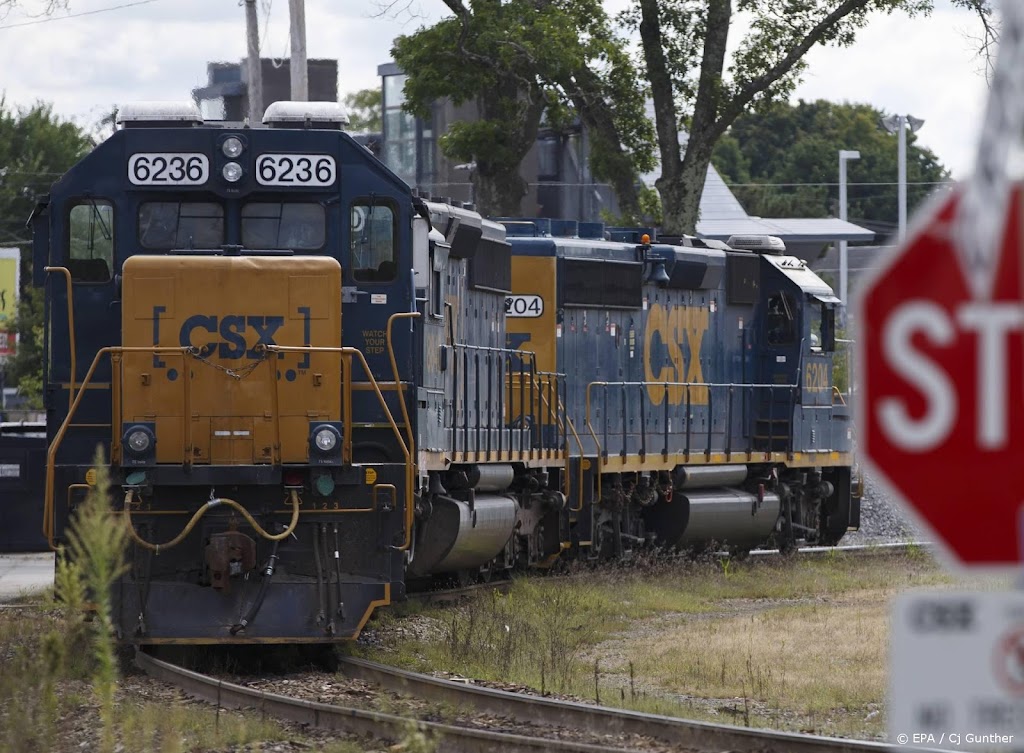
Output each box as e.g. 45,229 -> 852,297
803,361 -> 829,393
180,314 -> 285,359
643,304 -> 708,406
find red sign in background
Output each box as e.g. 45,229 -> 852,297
861,185 -> 1024,566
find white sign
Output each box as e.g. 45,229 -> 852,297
128,153 -> 209,185
891,591 -> 1024,749
0,463 -> 20,478
505,294 -> 544,318
256,154 -> 336,187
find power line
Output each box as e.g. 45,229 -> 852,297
0,0 -> 162,31
725,180 -> 954,188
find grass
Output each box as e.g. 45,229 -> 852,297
360,550 -> 965,739
118,702 -> 289,752
0,450 -> 362,753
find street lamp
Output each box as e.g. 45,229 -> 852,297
454,161 -> 477,206
838,149 -> 860,320
881,114 -> 925,242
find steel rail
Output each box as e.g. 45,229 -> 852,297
134,651 -> 646,753
337,656 -> 938,753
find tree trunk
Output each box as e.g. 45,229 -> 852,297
658,142 -> 714,236
471,83 -> 545,217
473,166 -> 528,216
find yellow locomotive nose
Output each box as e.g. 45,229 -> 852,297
118,254 -> 342,466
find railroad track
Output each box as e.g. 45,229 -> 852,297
136,649 -> 939,753
406,540 -> 931,605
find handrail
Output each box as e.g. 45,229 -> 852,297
561,400 -> 587,513
267,345 -> 415,551
45,266 -> 76,411
583,379 -> 803,475
43,345 -> 193,548
44,343 -> 414,551
386,312 -> 421,461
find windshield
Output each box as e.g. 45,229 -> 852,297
242,202 -> 325,250
138,202 -> 224,250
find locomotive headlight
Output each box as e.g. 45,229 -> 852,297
127,430 -> 151,453
122,424 -> 155,459
222,161 -> 243,182
314,426 -> 338,452
222,136 -> 244,158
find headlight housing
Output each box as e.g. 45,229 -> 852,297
127,429 -> 151,453
121,423 -> 156,466
222,161 -> 243,182
308,422 -> 343,466
222,136 -> 244,158
314,427 -> 338,452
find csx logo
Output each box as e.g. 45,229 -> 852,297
643,304 -> 708,405
180,314 -> 285,358
152,306 -> 311,375
803,361 -> 830,393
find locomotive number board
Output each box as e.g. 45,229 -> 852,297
505,294 -> 544,318
256,154 -> 337,187
128,153 -> 209,186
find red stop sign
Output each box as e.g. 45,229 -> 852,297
860,184 -> 1024,567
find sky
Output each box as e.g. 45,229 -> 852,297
0,0 -> 993,179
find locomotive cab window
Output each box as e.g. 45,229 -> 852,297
350,202 -> 396,282
807,300 -> 823,352
242,202 -> 325,250
813,298 -> 837,352
68,200 -> 114,282
138,201 -> 224,250
766,293 -> 795,346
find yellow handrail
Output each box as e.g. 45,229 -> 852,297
46,342 -> 415,551
44,266 -> 76,411
43,345 -> 193,548
123,489 -> 302,554
267,345 -> 415,551
534,380 -> 585,510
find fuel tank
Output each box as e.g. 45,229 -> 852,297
678,489 -> 781,549
643,487 -> 780,551
408,493 -> 519,576
675,464 -> 748,489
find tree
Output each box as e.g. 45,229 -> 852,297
711,99 -> 949,233
630,0 -> 990,234
343,88 -> 383,132
0,99 -> 92,402
392,0 -> 654,218
0,0 -> 67,12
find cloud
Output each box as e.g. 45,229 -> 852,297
0,0 -> 988,177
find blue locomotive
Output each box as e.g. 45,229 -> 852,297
30,101 -> 857,643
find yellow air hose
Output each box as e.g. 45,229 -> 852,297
123,488 -> 301,554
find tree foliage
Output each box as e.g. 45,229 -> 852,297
392,0 -> 654,217
393,0 -> 989,230
0,99 -> 92,400
711,99 -> 950,232
343,88 -> 383,132
629,0 -> 991,234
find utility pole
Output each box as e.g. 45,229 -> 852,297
244,0 -> 264,123
838,149 -> 860,323
289,0 -> 308,101
881,114 -> 924,242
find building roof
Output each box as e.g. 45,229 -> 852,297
696,216 -> 875,243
